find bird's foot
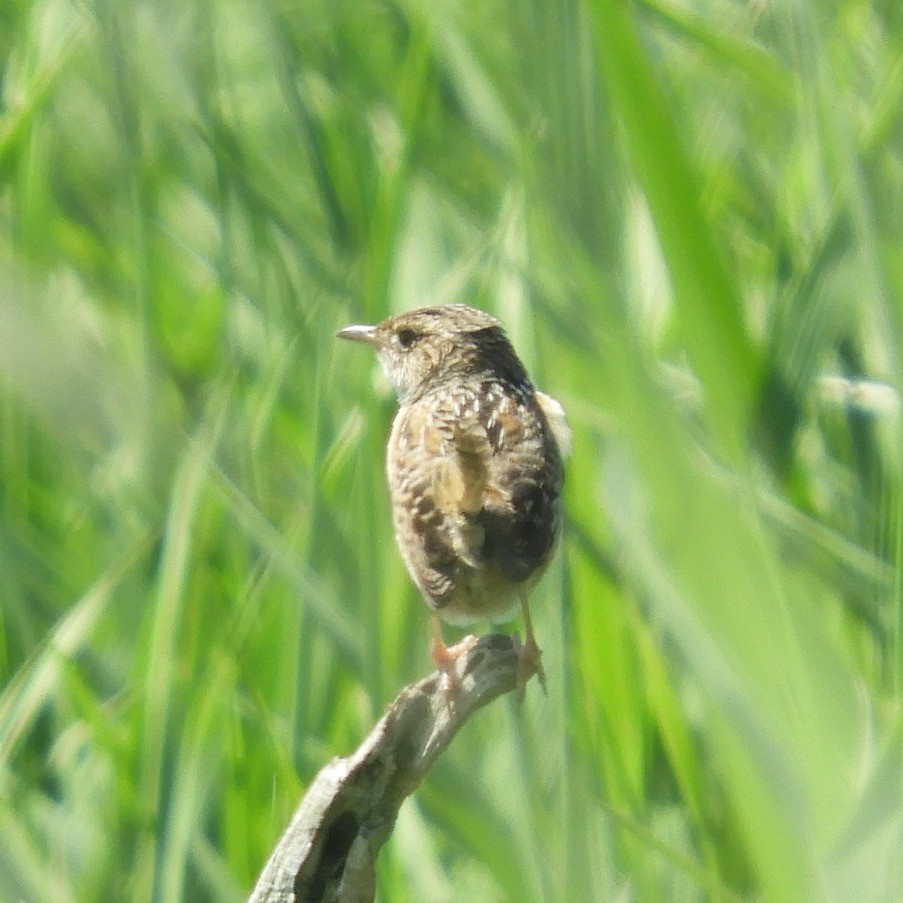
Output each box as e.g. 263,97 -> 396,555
430,633 -> 479,694
512,631 -> 546,701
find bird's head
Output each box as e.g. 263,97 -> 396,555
336,305 -> 529,403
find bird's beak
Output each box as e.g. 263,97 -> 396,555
335,323 -> 379,345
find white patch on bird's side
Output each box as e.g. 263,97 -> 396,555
535,391 -> 572,458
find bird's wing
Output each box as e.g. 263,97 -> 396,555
472,388 -> 563,583
436,384 -> 561,578
389,385 -> 562,606
387,399 -> 479,606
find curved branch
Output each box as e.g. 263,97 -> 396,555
247,633 -> 523,903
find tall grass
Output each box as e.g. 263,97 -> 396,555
1,0 -> 901,900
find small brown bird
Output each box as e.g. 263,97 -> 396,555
337,305 -> 569,693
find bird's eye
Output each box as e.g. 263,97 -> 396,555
397,328 -> 418,348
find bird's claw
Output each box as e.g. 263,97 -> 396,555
512,631 -> 546,701
431,632 -> 479,695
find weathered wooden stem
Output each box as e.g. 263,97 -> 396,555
247,633 -> 523,903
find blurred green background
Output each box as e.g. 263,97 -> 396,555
2,0 -> 902,900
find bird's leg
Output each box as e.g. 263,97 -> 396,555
514,594 -> 546,698
429,614 -> 478,693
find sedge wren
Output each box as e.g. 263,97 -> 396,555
337,305 -> 569,693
